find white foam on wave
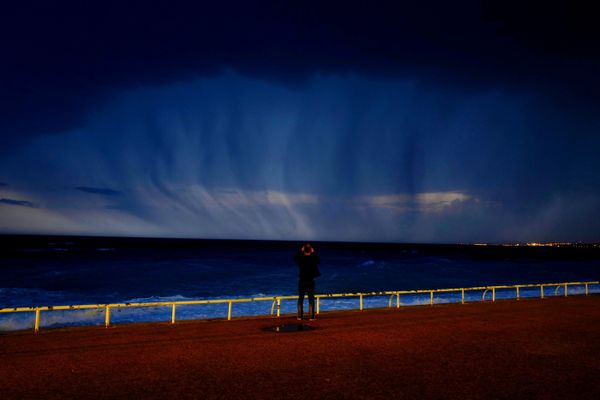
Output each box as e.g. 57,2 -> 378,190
0,309 -> 104,331
0,314 -> 35,331
124,294 -> 196,303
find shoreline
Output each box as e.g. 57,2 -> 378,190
3,286 -> 597,334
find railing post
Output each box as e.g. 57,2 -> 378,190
564,284 -> 568,297
396,293 -> 400,308
227,301 -> 232,321
359,294 -> 363,311
492,288 -> 496,302
430,291 -> 434,305
585,283 -> 589,296
540,285 -> 544,299
316,297 -> 320,315
461,289 -> 465,304
276,298 -> 281,317
34,308 -> 41,333
171,304 -> 176,324
105,306 -> 111,328
516,286 -> 520,300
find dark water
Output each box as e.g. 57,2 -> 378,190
1,235 -> 599,330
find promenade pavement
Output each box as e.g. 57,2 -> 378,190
1,296 -> 599,399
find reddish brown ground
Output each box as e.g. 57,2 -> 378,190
1,296 -> 599,400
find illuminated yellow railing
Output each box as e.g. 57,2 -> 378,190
0,281 -> 597,333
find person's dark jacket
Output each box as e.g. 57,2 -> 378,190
294,252 -> 321,280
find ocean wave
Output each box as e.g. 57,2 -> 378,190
123,293 -> 273,304
360,260 -> 376,267
0,287 -> 74,308
124,294 -> 197,303
0,309 -> 104,332
358,260 -> 388,269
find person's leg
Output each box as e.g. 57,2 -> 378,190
307,279 -> 316,319
297,280 -> 306,319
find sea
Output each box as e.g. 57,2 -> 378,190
1,235 -> 599,332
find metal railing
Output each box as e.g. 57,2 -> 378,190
1,281 -> 597,333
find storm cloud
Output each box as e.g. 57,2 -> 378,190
2,1 -> 599,145
0,1 -> 599,242
0,198 -> 36,208
76,187 -> 122,196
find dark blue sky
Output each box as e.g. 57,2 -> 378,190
1,1 -> 599,243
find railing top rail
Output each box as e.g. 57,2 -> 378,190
0,281 -> 598,313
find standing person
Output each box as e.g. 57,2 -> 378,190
294,243 -> 321,320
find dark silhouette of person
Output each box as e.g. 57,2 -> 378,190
294,243 -> 321,320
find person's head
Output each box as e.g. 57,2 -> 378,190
301,243 -> 314,256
